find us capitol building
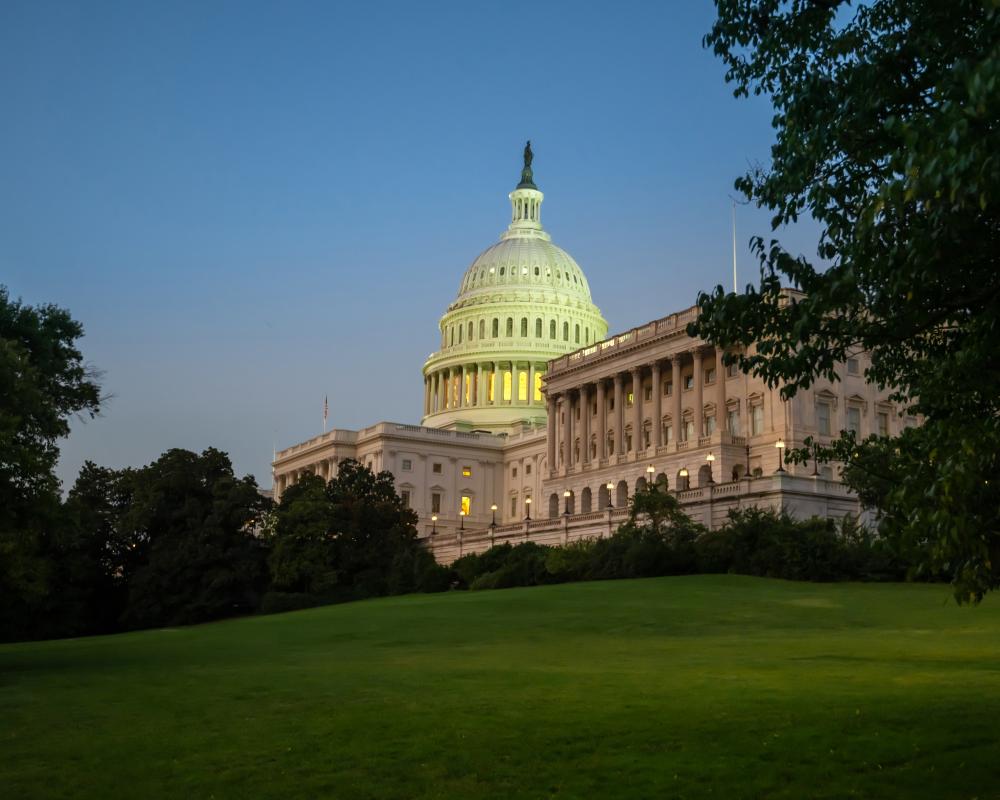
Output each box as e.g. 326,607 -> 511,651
273,145 -> 905,562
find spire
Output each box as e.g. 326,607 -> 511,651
516,140 -> 537,189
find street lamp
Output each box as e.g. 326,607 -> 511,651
431,514 -> 437,535
524,496 -> 532,521
490,503 -> 498,527
775,438 -> 786,473
606,481 -> 614,509
563,489 -> 572,516
459,509 -> 466,530
705,452 -> 716,484
646,463 -> 655,490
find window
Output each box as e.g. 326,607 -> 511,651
644,386 -> 652,401
664,381 -> 672,396
751,404 -> 764,436
847,407 -> 861,435
461,495 -> 472,516
502,370 -> 512,401
432,463 -> 442,474
726,362 -> 739,378
549,320 -> 556,339
462,466 -> 472,477
684,375 -> 694,391
512,466 -> 518,478
525,463 -> 531,475
518,371 -> 528,401
510,496 -> 517,517
431,493 -> 441,513
877,411 -> 889,437
727,409 -> 740,436
401,459 -> 412,471
817,402 -> 831,436
457,325 -> 462,343
705,368 -> 716,385
705,414 -> 716,435
401,490 -> 410,507
643,424 -> 651,448
663,422 -> 673,444
609,396 -> 615,411
847,358 -> 860,376
534,372 -> 543,402
492,318 -> 499,338
506,318 -> 513,337
575,324 -> 580,343
625,427 -> 633,452
626,391 -> 634,407
684,420 -> 695,442
535,318 -> 542,337
563,322 -> 569,341
479,319 -> 485,339
521,318 -> 528,337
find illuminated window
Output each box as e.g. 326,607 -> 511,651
518,371 -> 528,401
431,493 -> 441,513
464,373 -> 471,404
462,466 -> 472,477
503,370 -> 512,401
488,370 -> 495,402
626,391 -> 634,407
533,372 -> 543,402
461,495 -> 472,516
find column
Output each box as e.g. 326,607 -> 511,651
614,373 -> 625,455
460,365 -> 468,408
672,356 -> 682,443
546,394 -> 557,471
528,363 -> 536,406
562,392 -> 573,469
424,376 -> 431,416
716,348 -> 727,434
632,367 -> 643,454
596,379 -> 607,460
651,361 -> 662,447
580,384 -> 591,465
511,362 -> 519,405
694,349 -> 704,438
439,369 -> 447,411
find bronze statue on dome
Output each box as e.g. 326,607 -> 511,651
517,140 -> 537,189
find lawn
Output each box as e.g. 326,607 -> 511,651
2,576 -> 998,799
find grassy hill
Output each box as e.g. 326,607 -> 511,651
2,576 -> 998,799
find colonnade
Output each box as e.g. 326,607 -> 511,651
273,457 -> 341,501
546,347 -> 729,473
424,361 -> 548,416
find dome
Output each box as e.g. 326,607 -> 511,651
421,143 -> 608,436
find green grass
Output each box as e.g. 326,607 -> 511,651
2,576 -> 999,799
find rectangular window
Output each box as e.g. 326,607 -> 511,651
643,427 -> 651,447
751,404 -> 764,436
462,466 -> 472,477
726,362 -> 739,378
512,466 -> 518,478
461,495 -> 472,516
432,463 -> 442,474
502,370 -> 512,401
533,372 -> 543,402
488,371 -> 495,402
727,409 -> 739,436
847,357 -> 860,376
510,496 -> 517,517
644,386 -> 652,402
847,407 -> 861,435
431,493 -> 441,513
525,463 -> 531,475
663,423 -> 672,444
705,368 -> 716,385
684,376 -> 694,391
705,415 -> 716,435
626,391 -> 634,407
401,459 -> 412,471
684,420 -> 695,442
817,402 -> 831,436
401,490 -> 410,507
609,397 -> 615,411
664,381 -> 672,396
877,411 -> 889,437
518,371 -> 528,401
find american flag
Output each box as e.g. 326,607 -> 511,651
323,395 -> 328,422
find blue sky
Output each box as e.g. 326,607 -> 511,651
0,0 -> 821,489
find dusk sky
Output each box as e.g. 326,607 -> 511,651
1,1 -> 822,489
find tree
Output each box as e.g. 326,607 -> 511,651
689,1 -> 1000,600
0,286 -> 102,639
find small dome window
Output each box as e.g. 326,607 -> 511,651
489,267 -> 495,275
500,267 -> 505,276
521,266 -> 528,276
556,271 -> 561,279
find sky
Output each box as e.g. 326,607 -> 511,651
0,0 -> 823,490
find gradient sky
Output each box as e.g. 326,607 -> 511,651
1,0 -> 822,489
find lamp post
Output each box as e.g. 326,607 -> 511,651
490,503 -> 498,526
563,489 -> 572,516
775,438 -> 786,473
646,463 -> 655,491
459,509 -> 466,530
705,452 -> 715,484
524,497 -> 532,521
606,481 -> 614,509
431,514 -> 437,535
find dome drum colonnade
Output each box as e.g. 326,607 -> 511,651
422,142 -> 608,433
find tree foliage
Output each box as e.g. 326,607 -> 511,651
689,1 -> 1000,600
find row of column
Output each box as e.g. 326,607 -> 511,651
546,348 -> 727,470
424,361 -> 547,415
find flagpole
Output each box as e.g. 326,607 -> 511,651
731,198 -> 738,293
323,394 -> 328,433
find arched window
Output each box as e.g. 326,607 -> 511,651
575,324 -> 580,343
468,321 -> 473,341
615,480 -> 628,507
585,327 -> 589,343
563,322 -> 569,341
492,318 -> 499,338
449,327 -> 454,346
581,487 -> 592,513
548,493 -> 560,519
458,325 -> 462,344
520,317 -> 528,337
598,483 -> 610,508
506,318 -> 513,337
479,319 -> 485,339
534,266 -> 540,276
550,320 -> 556,339
606,430 -> 615,455
535,318 -> 542,338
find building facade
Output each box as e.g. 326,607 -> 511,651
273,147 -> 908,562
